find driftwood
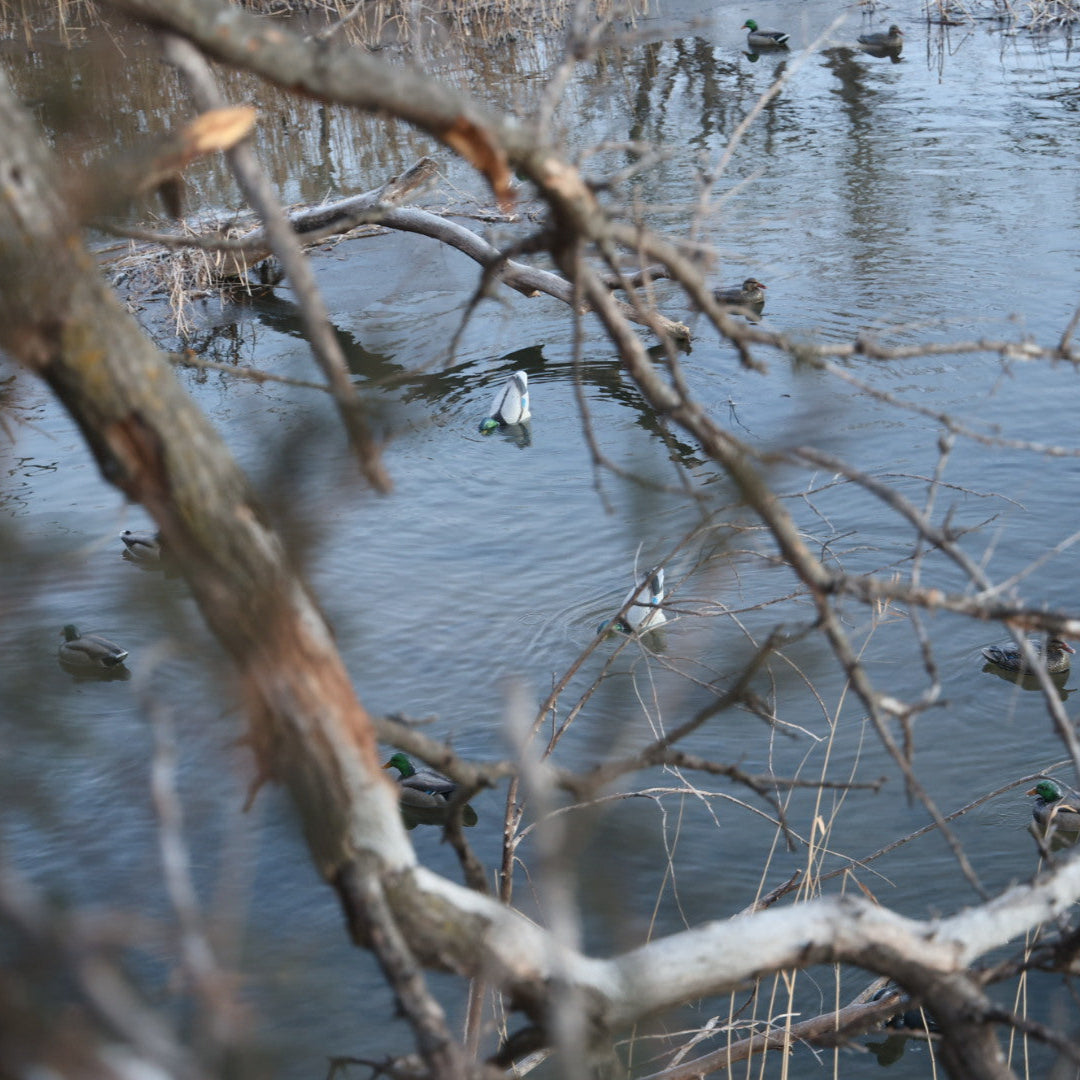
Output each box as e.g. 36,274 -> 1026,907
212,155 -> 441,276
107,152 -> 692,341
134,157 -> 692,341
637,988 -> 909,1080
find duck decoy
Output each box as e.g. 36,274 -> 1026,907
479,370 -> 530,433
120,529 -> 163,564
981,636 -> 1075,674
599,566 -> 667,636
714,278 -> 767,307
870,987 -> 940,1034
1028,779 -> 1080,834
383,752 -> 477,825
58,624 -> 128,669
858,24 -> 904,48
741,19 -> 789,48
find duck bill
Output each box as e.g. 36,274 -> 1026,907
1064,642 -> 1077,654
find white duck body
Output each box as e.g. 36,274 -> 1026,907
480,370 -> 531,432
599,566 -> 667,635
623,566 -> 667,632
120,529 -> 163,564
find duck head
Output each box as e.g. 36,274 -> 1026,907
383,752 -> 417,778
1028,779 -> 1063,802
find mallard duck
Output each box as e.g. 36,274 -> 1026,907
858,24 -> 904,48
120,529 -> 163,564
58,624 -> 128,669
870,986 -> 939,1033
382,753 -> 461,804
479,370 -> 530,433
383,752 -> 478,827
981,637 -> 1075,674
741,19 -> 789,48
714,278 -> 767,307
599,566 -> 667,635
1028,779 -> 1080,833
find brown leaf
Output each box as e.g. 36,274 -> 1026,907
184,105 -> 258,155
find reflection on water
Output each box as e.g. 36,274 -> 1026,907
858,43 -> 904,63
400,802 -> 479,830
56,658 -> 132,682
487,420 -> 532,448
980,662 -> 1073,699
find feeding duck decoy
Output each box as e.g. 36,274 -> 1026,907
479,370 -> 530,433
58,624 -> 129,669
858,24 -> 904,49
714,278 -> 767,307
1028,779 -> 1080,834
981,636 -> 1075,674
383,752 -> 477,826
741,19 -> 790,48
120,529 -> 163,564
599,565 -> 667,636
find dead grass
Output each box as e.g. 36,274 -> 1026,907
924,0 -> 1080,27
293,0 -> 644,49
1,0 -> 646,48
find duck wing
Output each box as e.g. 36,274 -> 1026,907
62,634 -> 129,668
398,769 -> 457,799
981,643 -> 1018,668
751,28 -> 789,46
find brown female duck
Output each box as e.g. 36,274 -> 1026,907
981,636 -> 1075,674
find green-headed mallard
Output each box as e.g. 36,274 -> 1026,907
982,637 -> 1074,674
741,19 -> 789,48
58,624 -> 128,669
598,565 -> 668,636
120,529 -> 163,564
383,752 -> 478,826
479,370 -> 530,433
858,24 -> 904,48
714,278 -> 767,307
1028,779 -> 1080,833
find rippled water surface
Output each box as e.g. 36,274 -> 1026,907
4,0 -> 1080,1074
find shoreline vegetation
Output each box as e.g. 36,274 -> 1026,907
9,0 -> 1080,50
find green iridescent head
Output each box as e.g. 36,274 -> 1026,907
1029,779 -> 1063,802
383,752 -> 416,778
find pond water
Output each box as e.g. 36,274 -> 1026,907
3,0 -> 1080,1075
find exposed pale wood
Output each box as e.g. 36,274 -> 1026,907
212,156 -> 441,275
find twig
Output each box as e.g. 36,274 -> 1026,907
162,34 -> 390,491
336,862 -> 468,1080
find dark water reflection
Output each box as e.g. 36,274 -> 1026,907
6,0 -> 1080,1075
